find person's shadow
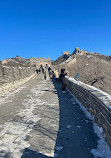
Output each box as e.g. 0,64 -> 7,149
21,77 -> 98,158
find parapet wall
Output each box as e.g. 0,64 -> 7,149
0,66 -> 35,94
66,77 -> 111,148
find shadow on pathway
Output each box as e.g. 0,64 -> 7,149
21,148 -> 53,158
21,77 -> 99,158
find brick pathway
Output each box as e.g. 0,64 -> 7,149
0,73 -> 110,158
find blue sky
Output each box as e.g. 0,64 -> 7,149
0,0 -> 111,60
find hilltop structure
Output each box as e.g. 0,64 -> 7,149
1,56 -> 27,64
62,51 -> 70,56
62,48 -> 93,57
73,47 -> 92,55
29,57 -> 51,67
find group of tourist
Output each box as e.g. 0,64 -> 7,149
53,68 -> 69,91
48,66 -> 69,91
36,64 -> 69,91
36,64 -> 46,74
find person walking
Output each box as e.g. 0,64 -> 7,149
49,70 -> 53,79
44,71 -> 47,80
42,67 -> 44,74
60,69 -> 68,91
39,65 -> 43,74
36,68 -> 39,74
54,70 -> 59,82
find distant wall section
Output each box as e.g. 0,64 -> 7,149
29,57 -> 51,67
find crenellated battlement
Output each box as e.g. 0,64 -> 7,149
73,47 -> 91,55
29,57 -> 51,66
62,51 -> 70,56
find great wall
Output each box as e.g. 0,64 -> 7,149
0,48 -> 111,157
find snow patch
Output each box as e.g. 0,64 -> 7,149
0,80 -> 47,158
91,123 -> 111,158
70,93 -> 111,158
67,125 -> 72,129
55,146 -> 63,151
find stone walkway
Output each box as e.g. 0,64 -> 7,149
0,73 -> 110,158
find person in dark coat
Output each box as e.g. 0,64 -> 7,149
48,67 -> 51,73
60,69 -> 68,91
36,69 -> 39,74
42,68 -> 44,74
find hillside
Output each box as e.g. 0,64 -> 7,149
52,48 -> 111,95
0,56 -> 31,67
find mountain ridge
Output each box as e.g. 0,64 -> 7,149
52,48 -> 111,95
